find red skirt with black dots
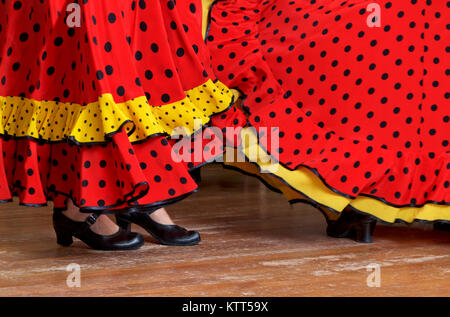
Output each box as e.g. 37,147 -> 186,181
0,0 -> 245,212
206,0 -> 449,223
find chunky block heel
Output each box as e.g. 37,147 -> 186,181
433,222 -> 450,232
54,227 -> 74,246
326,208 -> 377,243
115,215 -> 132,232
354,222 -> 374,243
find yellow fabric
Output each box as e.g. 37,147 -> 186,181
225,159 -> 341,221
202,0 -> 214,39
351,197 -> 449,224
0,79 -> 233,143
225,127 -> 450,224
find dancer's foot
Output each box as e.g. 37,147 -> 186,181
53,202 -> 144,250
433,222 -> 450,232
116,208 -> 201,246
326,207 -> 377,243
148,207 -> 175,225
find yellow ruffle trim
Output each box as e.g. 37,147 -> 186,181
224,127 -> 450,224
0,79 -> 233,143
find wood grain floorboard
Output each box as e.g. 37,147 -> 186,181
0,165 -> 448,296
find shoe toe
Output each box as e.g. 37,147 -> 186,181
168,228 -> 201,246
130,232 -> 145,248
181,230 -> 201,245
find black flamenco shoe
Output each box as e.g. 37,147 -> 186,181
326,209 -> 377,243
433,222 -> 450,232
53,209 -> 145,251
190,168 -> 202,184
115,210 -> 201,246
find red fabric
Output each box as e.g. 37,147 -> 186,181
207,0 -> 449,206
0,133 -> 198,211
0,0 -> 210,105
0,0 -> 246,211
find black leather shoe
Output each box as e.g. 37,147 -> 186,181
116,211 -> 201,246
326,208 -> 376,243
433,222 -> 450,232
53,209 -> 145,251
190,168 -> 202,184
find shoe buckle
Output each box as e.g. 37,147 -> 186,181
85,214 -> 99,226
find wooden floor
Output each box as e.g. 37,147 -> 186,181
0,165 -> 448,297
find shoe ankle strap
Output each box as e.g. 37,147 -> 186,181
75,214 -> 100,236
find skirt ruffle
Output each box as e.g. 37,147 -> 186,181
0,131 -> 199,212
224,128 -> 449,224
0,0 -> 247,212
0,80 -> 234,144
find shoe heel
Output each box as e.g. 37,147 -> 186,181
54,227 -> 74,246
370,221 -> 376,235
354,222 -> 374,243
116,215 -> 131,232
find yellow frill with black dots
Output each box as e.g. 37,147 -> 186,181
0,79 -> 233,144
224,127 -> 450,224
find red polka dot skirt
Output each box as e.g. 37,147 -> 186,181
206,0 -> 449,223
0,0 -> 246,212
